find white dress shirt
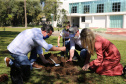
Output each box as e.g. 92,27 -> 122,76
7,28 -> 53,56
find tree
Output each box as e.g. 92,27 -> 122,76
43,0 -> 62,21
24,0 -> 27,28
0,0 -> 43,26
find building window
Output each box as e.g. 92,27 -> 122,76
97,4 -> 104,13
71,6 -> 77,13
112,2 -> 120,12
82,17 -> 85,22
84,5 -> 90,13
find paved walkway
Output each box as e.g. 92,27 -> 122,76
95,32 -> 126,41
105,28 -> 126,36
91,28 -> 126,36
52,28 -> 126,41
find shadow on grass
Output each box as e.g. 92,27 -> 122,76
27,69 -> 71,84
0,31 -> 20,37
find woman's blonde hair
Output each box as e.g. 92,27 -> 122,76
80,28 -> 95,55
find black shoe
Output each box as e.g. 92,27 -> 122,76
123,65 -> 126,76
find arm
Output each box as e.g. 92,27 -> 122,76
38,54 -> 49,64
49,46 -> 66,51
36,46 -> 49,64
82,52 -> 91,71
89,42 -> 103,67
57,35 -> 61,47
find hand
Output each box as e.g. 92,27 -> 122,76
58,44 -> 60,47
42,60 -> 50,64
66,58 -> 72,62
82,63 -> 89,71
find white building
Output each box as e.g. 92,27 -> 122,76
54,0 -> 126,29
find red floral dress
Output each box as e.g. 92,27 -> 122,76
89,35 -> 123,76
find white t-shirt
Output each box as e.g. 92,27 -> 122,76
69,29 -> 82,50
60,29 -> 69,39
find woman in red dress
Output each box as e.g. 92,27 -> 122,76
80,28 -> 124,76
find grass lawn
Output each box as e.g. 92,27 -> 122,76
0,27 -> 126,84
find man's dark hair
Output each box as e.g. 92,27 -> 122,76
41,24 -> 54,33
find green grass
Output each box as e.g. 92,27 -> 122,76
0,28 -> 126,84
0,26 -> 63,32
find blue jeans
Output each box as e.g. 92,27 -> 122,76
9,53 -> 31,82
10,53 -> 32,69
65,41 -> 87,59
9,48 -> 38,69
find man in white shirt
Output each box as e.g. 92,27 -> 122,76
4,25 -> 66,82
65,27 -> 88,61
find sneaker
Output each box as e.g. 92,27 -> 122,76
4,57 -> 10,67
32,62 -> 42,69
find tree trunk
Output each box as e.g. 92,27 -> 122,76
24,0 -> 27,28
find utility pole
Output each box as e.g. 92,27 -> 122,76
24,0 -> 27,28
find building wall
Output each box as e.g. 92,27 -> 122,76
85,16 -> 92,23
59,0 -> 126,28
93,16 -> 106,28
69,0 -> 126,14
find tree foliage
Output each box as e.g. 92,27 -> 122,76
0,0 -> 43,26
0,0 -> 68,26
43,0 -> 68,26
43,0 -> 62,21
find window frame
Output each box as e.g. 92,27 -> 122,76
84,5 -> 90,13
82,17 -> 85,22
71,6 -> 77,13
97,4 -> 104,13
112,2 -> 120,12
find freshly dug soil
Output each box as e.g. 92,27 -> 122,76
36,53 -> 88,83
36,53 -> 80,76
0,74 -> 8,82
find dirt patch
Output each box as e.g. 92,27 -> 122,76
0,74 -> 8,82
36,53 -> 88,83
37,53 -> 80,76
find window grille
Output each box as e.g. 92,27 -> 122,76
71,6 -> 77,13
112,2 -> 120,12
84,5 -> 90,13
97,4 -> 104,13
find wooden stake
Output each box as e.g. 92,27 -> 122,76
64,36 -> 66,65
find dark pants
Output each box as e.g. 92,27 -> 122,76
9,48 -> 38,83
